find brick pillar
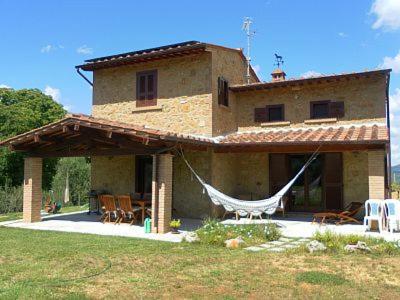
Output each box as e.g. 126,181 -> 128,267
151,154 -> 173,234
23,157 -> 42,223
368,150 -> 385,199
151,155 -> 158,233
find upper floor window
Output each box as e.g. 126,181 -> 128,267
136,70 -> 157,107
254,104 -> 285,122
310,100 -> 345,119
218,77 -> 229,107
266,104 -> 284,122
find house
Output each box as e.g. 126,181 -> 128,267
0,41 -> 391,233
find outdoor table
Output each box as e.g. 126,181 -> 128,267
132,199 -> 151,224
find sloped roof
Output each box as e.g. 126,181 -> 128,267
217,124 -> 389,145
230,69 -> 391,92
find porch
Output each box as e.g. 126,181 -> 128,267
2,210 -> 399,242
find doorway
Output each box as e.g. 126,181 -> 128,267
269,153 -> 343,212
135,155 -> 153,194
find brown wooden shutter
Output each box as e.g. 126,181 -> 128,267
223,80 -> 229,106
324,153 -> 343,210
329,101 -> 345,118
136,74 -> 147,101
217,77 -> 223,105
254,107 -> 268,122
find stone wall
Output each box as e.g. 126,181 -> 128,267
172,150 -> 213,219
210,46 -> 258,136
343,151 -> 369,207
234,75 -> 387,132
92,53 -> 213,136
91,155 -> 135,195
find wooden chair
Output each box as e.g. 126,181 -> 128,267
116,195 -> 141,225
275,196 -> 288,217
312,202 -> 363,225
99,195 -> 118,224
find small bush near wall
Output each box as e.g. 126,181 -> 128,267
0,185 -> 23,214
196,218 -> 281,247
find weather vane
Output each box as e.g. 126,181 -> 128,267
274,53 -> 284,69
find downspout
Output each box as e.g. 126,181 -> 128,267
75,67 -> 93,86
385,72 -> 391,196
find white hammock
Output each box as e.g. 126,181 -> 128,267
179,150 -> 319,217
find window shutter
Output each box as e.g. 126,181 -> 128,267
217,77 -> 223,105
254,107 -> 267,122
329,101 -> 345,118
136,75 -> 147,100
223,80 -> 229,106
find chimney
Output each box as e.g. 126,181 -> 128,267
271,68 -> 286,82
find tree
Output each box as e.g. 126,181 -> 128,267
0,88 -> 66,189
51,157 -> 91,205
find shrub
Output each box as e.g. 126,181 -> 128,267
313,230 -> 400,255
195,218 -> 281,247
0,184 -> 23,214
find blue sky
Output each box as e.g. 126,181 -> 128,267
0,0 -> 400,163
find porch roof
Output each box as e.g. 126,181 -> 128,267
0,114 -> 389,156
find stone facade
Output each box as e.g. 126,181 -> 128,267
92,53 -> 214,136
23,157 -> 42,223
234,75 -> 387,132
91,155 -> 135,195
343,151 -> 369,207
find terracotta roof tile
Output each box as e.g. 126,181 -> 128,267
218,124 -> 388,145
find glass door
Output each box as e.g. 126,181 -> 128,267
289,154 -> 323,211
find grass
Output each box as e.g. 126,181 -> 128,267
0,204 -> 88,222
0,227 -> 400,299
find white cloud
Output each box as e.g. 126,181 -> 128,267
300,71 -> 323,78
390,89 -> 400,165
77,45 -> 93,55
338,32 -> 348,38
379,51 -> 400,73
370,0 -> 400,31
44,85 -> 61,103
40,44 -> 64,53
0,84 -> 11,88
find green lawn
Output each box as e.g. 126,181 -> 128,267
0,227 -> 400,299
0,205 -> 88,222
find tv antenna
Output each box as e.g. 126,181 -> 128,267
242,17 -> 255,84
274,53 -> 284,69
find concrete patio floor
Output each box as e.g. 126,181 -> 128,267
1,211 -> 399,243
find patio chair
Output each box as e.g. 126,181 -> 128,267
99,195 -> 118,224
275,196 -> 288,217
116,195 -> 142,225
312,202 -> 363,225
383,199 -> 400,234
363,199 -> 383,232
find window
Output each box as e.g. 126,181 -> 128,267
310,100 -> 345,119
136,70 -> 157,107
254,104 -> 284,122
218,77 -> 229,107
266,104 -> 284,122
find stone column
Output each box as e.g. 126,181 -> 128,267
368,150 -> 386,199
23,157 -> 43,223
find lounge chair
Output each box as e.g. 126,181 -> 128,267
99,195 -> 118,223
116,195 -> 141,225
383,199 -> 400,233
363,199 -> 383,232
312,202 -> 363,225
